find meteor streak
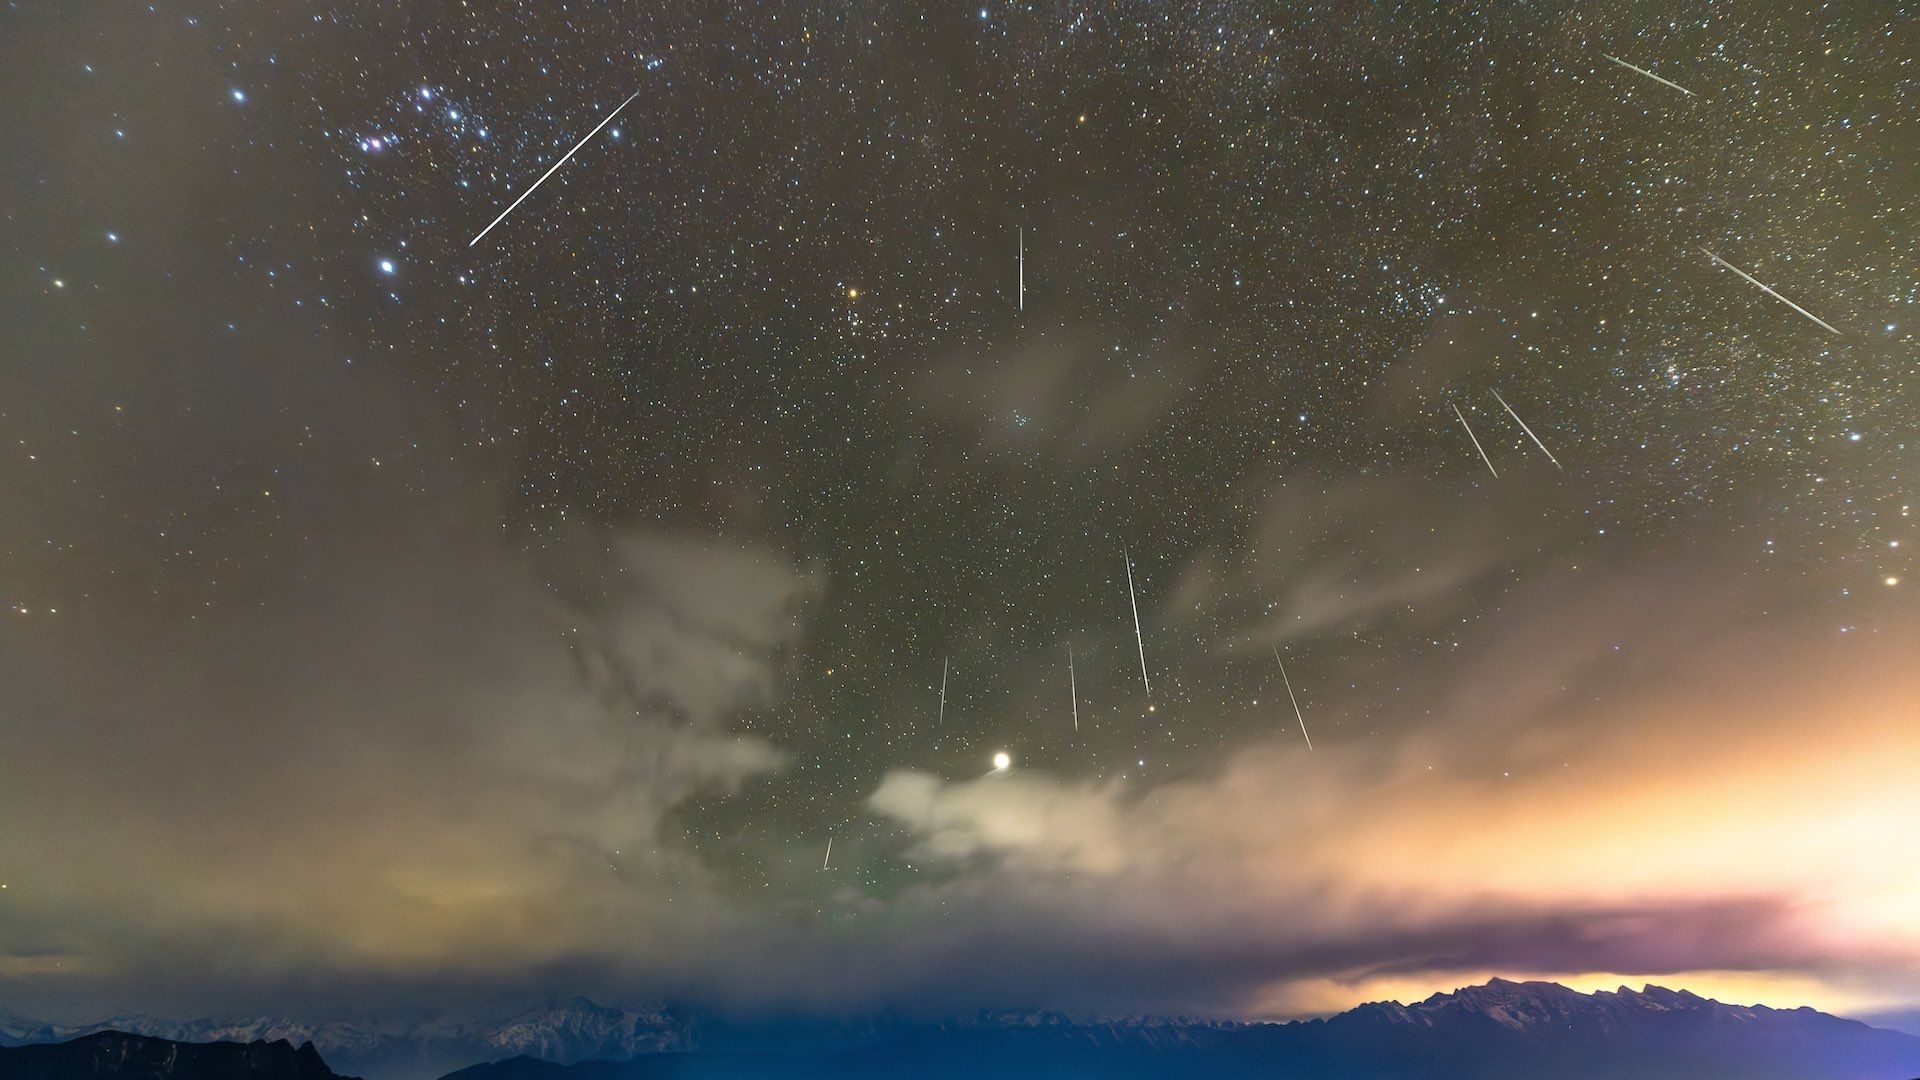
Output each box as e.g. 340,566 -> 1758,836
1273,647 -> 1314,751
1068,643 -> 1079,733
1452,403 -> 1499,479
1701,247 -> 1843,336
822,837 -> 833,871
1018,227 -> 1025,311
939,656 -> 949,725
1600,53 -> 1696,97
1492,389 -> 1563,470
469,89 -> 641,247
1124,548 -> 1150,695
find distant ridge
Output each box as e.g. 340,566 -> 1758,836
8,980 -> 1920,1080
0,1000 -> 693,1080
0,1030 -> 357,1079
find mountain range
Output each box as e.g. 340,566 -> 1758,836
0,1030 -> 356,1080
0,999 -> 690,1080
7,979 -> 1920,1080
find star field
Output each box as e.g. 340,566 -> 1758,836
2,0 -> 1916,1021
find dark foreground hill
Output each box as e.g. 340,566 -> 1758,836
0,998 -> 694,1080
0,1031 -> 359,1080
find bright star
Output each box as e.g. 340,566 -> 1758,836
992,751 -> 1011,771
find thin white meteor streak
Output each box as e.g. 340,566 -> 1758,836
1491,389 -> 1563,470
1700,247 -> 1843,336
469,89 -> 641,247
1451,403 -> 1499,479
1272,646 -> 1314,751
1018,227 -> 1025,311
1067,643 -> 1079,733
1601,53 -> 1696,97
938,656 -> 949,725
1123,547 -> 1150,696
822,837 -> 833,871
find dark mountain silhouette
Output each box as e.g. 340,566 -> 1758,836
0,999 -> 694,1080
440,979 -> 1920,1080
0,1030 -> 358,1080
9,980 -> 1920,1079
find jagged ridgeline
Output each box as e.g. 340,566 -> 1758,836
6,981 -> 1920,1080
0,1031 -> 355,1080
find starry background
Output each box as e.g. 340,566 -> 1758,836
2,0 -> 1917,1026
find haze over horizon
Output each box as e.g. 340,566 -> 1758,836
3,0 -> 1916,1038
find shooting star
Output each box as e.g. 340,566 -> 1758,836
1272,646 -> 1314,751
469,88 -> 641,247
1124,547 -> 1150,696
1067,643 -> 1079,733
938,656 -> 949,725
822,837 -> 833,871
1600,53 -> 1696,97
1701,247 -> 1843,336
1452,403 -> 1499,479
1492,389 -> 1563,470
1018,227 -> 1025,311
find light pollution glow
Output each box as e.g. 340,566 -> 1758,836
4,527 -> 1917,1026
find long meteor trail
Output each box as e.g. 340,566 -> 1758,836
1601,53 -> 1696,97
822,837 -> 833,871
938,656 -> 949,725
1123,547 -> 1150,696
1272,647 -> 1314,751
1492,389 -> 1563,470
1701,247 -> 1843,336
1452,403 -> 1499,479
469,89 -> 641,247
1067,643 -> 1079,733
1018,227 -> 1025,311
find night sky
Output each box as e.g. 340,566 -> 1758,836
3,1 -> 1917,1028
